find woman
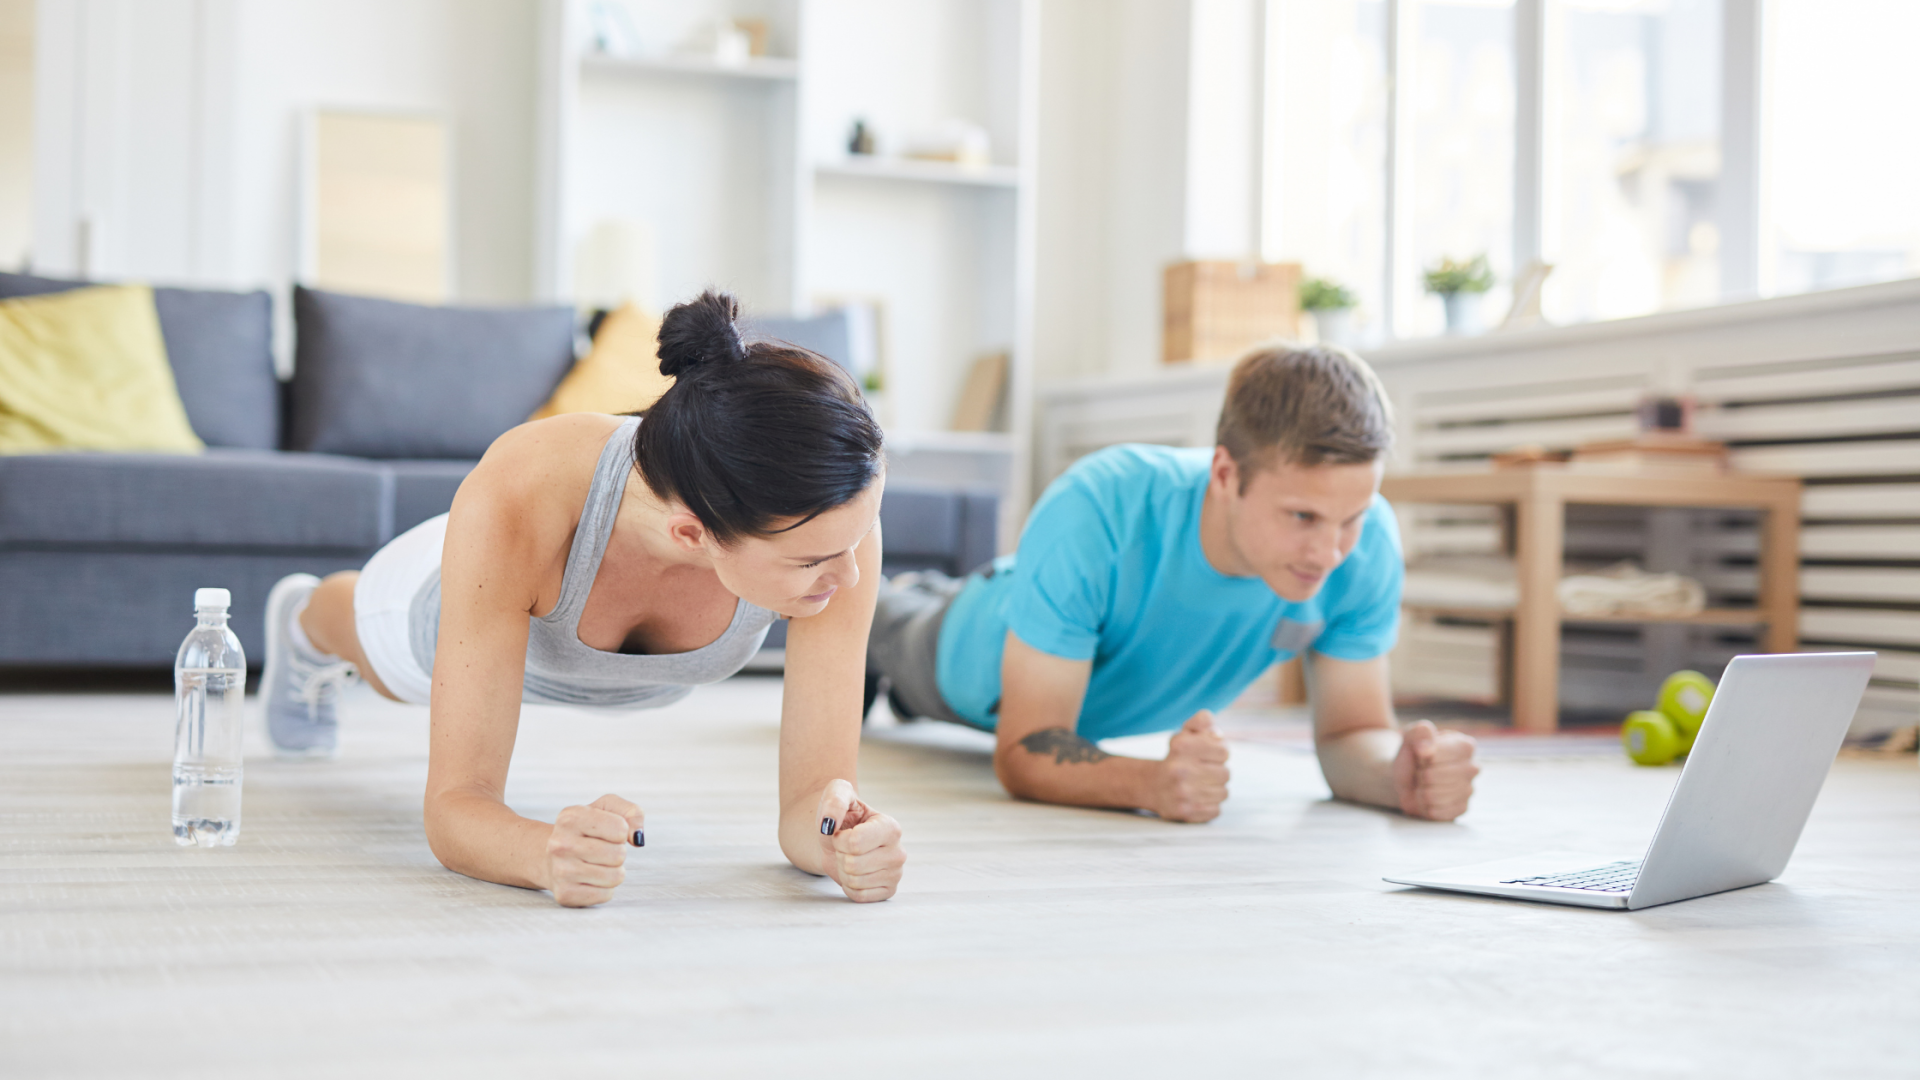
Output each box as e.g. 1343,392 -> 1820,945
258,291 -> 905,907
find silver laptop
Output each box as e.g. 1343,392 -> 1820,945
1384,652 -> 1875,911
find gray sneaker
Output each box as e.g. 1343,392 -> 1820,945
261,573 -> 360,758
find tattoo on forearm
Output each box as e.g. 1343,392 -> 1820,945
1019,727 -> 1112,765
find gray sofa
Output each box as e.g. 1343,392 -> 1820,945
0,274 -> 995,667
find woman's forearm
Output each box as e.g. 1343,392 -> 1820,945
776,784 -> 833,879
424,788 -> 554,890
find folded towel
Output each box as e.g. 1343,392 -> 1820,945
1557,561 -> 1706,618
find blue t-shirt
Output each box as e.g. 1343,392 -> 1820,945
935,444 -> 1403,741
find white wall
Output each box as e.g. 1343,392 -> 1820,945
1029,0 -> 1265,387
0,0 -> 31,270
30,0 -> 1261,394
228,0 -> 539,307
1183,0 -> 1260,261
1030,0 -> 1193,385
32,0 -> 539,356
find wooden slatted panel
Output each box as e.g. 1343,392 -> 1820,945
1801,608 -> 1920,647
1796,568 -> 1920,603
1799,525 -> 1920,559
1391,310 -> 1920,730
1853,684 -> 1920,736
1729,440 -> 1920,476
1414,378 -> 1645,424
1802,484 -> 1920,519
1805,647 -> 1920,684
1698,397 -> 1920,442
1692,352 -> 1920,403
1390,617 -> 1499,703
1705,569 -> 1920,604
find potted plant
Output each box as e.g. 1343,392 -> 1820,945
1299,276 -> 1357,346
1423,255 -> 1494,335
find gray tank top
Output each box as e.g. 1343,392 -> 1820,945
409,416 -> 777,707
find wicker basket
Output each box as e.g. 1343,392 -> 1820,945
1163,260 -> 1302,364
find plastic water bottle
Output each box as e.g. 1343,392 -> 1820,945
173,588 -> 246,847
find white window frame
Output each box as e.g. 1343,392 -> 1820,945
1273,0 -> 1770,339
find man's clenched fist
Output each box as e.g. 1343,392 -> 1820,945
1150,711 -> 1231,823
1392,719 -> 1478,821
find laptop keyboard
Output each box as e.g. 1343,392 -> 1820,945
1501,860 -> 1641,893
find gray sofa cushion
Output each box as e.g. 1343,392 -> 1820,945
289,286 -> 576,460
0,450 -> 391,551
878,483 -> 999,576
0,272 -> 280,450
387,459 -> 478,535
0,549 -> 370,666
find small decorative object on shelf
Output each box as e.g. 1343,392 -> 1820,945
1163,260 -> 1302,365
848,118 -> 876,156
680,17 -> 753,65
1298,276 -> 1357,346
585,0 -> 640,56
902,119 -> 991,169
1423,254 -> 1494,335
950,352 -> 1010,432
1498,259 -> 1554,331
1636,392 -> 1695,435
731,17 -> 769,57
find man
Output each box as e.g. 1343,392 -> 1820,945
867,343 -> 1479,822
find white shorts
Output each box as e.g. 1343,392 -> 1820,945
353,513 -> 448,706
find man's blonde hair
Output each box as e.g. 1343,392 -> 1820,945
1215,343 -> 1394,482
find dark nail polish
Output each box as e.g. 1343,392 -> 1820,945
632,830 -> 645,847
820,817 -> 837,836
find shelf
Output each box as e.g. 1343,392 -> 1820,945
816,157 -> 1020,189
1406,604 -> 1768,627
580,53 -> 800,83
885,430 -> 1015,454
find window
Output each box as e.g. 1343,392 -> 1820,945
1263,0 -> 1391,342
1544,0 -> 1721,324
1401,0 -> 1515,337
1261,0 -> 1917,341
1766,0 -> 1920,295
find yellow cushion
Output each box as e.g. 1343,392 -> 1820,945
0,285 -> 204,453
529,302 -> 674,420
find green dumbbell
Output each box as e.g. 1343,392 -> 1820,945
1657,669 -> 1716,748
1622,709 -> 1685,766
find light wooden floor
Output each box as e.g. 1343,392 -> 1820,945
2,676 -> 1915,1078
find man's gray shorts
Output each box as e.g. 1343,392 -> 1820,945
867,570 -> 975,726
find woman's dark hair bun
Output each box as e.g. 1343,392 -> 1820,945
633,289 -> 885,546
656,289 -> 747,378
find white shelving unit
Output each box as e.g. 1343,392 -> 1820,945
814,157 -> 1020,189
579,53 -> 802,82
535,0 -> 1037,542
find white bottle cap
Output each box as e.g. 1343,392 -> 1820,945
194,588 -> 232,610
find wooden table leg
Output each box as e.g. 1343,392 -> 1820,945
1760,488 -> 1802,653
1512,495 -> 1565,732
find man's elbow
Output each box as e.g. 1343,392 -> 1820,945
991,748 -> 1048,803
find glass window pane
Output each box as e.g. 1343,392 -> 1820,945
1264,0 -> 1391,346
1401,0 -> 1515,338
1544,0 -> 1722,324
1767,0 -> 1920,295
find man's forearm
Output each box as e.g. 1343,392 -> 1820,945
1315,727 -> 1402,809
994,727 -> 1160,810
